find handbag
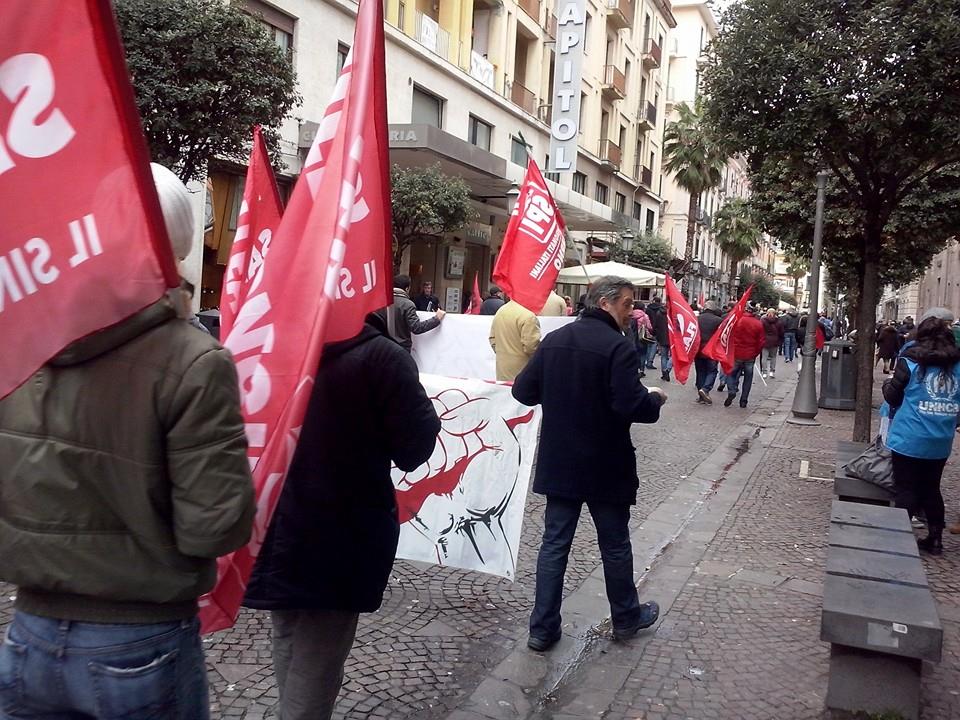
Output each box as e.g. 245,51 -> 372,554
639,323 -> 654,343
843,435 -> 894,492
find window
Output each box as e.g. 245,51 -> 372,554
469,115 -> 492,151
398,1 -> 406,28
595,182 -> 609,205
633,201 -> 643,220
584,13 -> 591,53
614,192 -> 626,214
640,77 -> 647,104
544,155 -> 560,183
579,92 -> 587,133
646,209 -> 656,233
510,136 -> 528,165
246,0 -> 295,60
624,58 -> 631,88
572,171 -> 587,195
412,86 -> 443,127
336,42 -> 350,74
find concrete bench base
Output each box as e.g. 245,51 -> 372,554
826,644 -> 921,720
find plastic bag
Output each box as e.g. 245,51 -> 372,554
843,435 -> 894,492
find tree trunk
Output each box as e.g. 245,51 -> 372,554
682,193 -> 698,297
793,276 -> 799,305
852,232 -> 882,442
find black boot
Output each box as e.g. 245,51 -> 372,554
918,526 -> 944,555
661,370 -> 671,382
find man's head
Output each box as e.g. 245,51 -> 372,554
151,163 -> 194,261
651,295 -> 662,304
766,308 -> 777,318
586,276 -> 636,330
421,281 -> 433,295
394,274 -> 411,291
704,300 -> 719,313
488,285 -> 501,298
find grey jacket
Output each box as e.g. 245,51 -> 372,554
390,288 -> 440,351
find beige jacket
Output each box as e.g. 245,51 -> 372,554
539,291 -> 568,316
489,301 -> 542,381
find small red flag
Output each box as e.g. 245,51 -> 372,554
492,158 -> 567,312
702,285 -> 754,375
220,126 -> 283,339
664,274 -> 700,384
469,272 -> 482,314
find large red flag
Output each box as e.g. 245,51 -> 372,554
468,271 -> 482,314
492,158 -> 567,312
702,285 -> 754,375
220,126 -> 283,338
199,0 -> 392,633
664,274 -> 700,384
0,0 -> 178,399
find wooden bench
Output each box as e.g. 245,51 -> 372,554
821,500 -> 942,719
833,439 -> 894,506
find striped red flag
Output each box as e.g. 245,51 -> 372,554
664,274 -> 700,384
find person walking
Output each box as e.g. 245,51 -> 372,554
245,311 -> 440,720
513,277 -> 666,651
694,300 -> 723,404
630,301 -> 655,378
761,309 -> 784,377
0,164 -> 255,720
724,304 -> 765,408
781,309 -> 799,363
480,285 -> 505,315
646,295 -> 672,382
883,308 -> 960,556
489,299 -> 542,381
389,275 -> 445,351
876,321 -> 901,373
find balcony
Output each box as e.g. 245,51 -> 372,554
665,85 -> 677,110
518,0 -> 541,22
415,11 -> 450,61
641,37 -> 662,69
606,0 -> 635,30
638,103 -> 654,132
639,164 -> 653,188
601,65 -> 626,101
599,139 -> 621,171
645,101 -> 657,126
696,209 -> 712,228
510,80 -> 537,115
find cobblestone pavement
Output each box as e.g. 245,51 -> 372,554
0,361 -> 778,719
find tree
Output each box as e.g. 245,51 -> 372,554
608,231 -> 676,272
702,0 -> 960,441
783,250 -> 810,306
662,102 -> 726,271
713,198 -> 761,283
116,0 -> 300,183
390,164 -> 473,272
738,268 -> 780,309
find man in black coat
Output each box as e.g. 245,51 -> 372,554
244,313 -> 440,720
413,280 -> 442,311
513,276 -> 666,651
694,300 -> 724,404
645,295 -> 672,382
480,285 -> 506,315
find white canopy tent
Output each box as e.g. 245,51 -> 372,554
556,261 -> 666,287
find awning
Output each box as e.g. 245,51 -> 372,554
556,261 -> 666,287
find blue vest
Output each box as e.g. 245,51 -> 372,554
887,359 -> 960,459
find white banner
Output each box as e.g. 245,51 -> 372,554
411,312 -> 575,380
393,374 -> 542,580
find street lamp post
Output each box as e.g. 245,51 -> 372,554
621,228 -> 635,254
788,170 -> 830,425
505,182 -> 521,216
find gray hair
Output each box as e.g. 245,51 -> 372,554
585,276 -> 635,308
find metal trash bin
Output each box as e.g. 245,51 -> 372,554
819,339 -> 858,410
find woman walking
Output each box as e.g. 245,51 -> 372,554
876,321 -> 901,373
883,308 -> 960,555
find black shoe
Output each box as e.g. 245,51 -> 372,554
698,388 -> 712,405
662,371 -> 671,382
918,529 -> 944,556
639,371 -> 646,378
739,401 -> 748,408
717,383 -> 726,392
527,632 -> 562,652
613,601 -> 660,641
724,393 -> 735,407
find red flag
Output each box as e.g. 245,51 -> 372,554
199,0 -> 391,633
0,0 -> 178,400
703,285 -> 754,375
468,272 -> 482,314
664,274 -> 700,384
220,126 -> 283,338
492,158 -> 567,312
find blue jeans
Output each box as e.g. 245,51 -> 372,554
658,344 -> 672,374
644,341 -> 657,369
783,333 -> 797,362
530,497 -> 642,639
694,357 -> 718,392
726,359 -> 756,405
0,612 -> 208,720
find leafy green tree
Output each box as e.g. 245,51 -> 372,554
713,198 -> 761,283
783,250 -> 809,306
662,102 -> 726,268
116,0 -> 300,183
702,0 -> 960,440
390,164 -> 473,272
608,231 -> 676,272
738,269 -> 780,309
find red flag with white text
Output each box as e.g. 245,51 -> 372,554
469,272 -> 482,314
199,0 -> 392,633
492,158 -> 567,312
0,0 -> 178,400
664,274 -> 700,384
219,126 -> 283,338
702,285 -> 754,375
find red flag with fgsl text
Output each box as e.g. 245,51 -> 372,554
219,126 -> 284,338
0,0 -> 178,400
469,272 -> 482,314
703,285 -> 754,375
664,274 -> 700,384
492,158 -> 567,313
200,0 -> 392,633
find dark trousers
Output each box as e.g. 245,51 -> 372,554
727,359 -> 756,404
530,496 -> 641,639
694,356 -> 718,392
891,451 -> 947,530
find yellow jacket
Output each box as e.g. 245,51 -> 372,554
539,291 -> 568,316
489,301 -> 542,381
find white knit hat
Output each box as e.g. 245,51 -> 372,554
150,163 -> 194,261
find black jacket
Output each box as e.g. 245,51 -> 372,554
512,309 -> 663,504
413,293 -> 442,311
245,319 -> 440,612
697,309 -> 723,354
646,302 -> 669,345
480,297 -> 505,315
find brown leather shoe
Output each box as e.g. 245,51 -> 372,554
949,523 -> 960,535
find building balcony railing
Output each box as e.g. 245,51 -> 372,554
639,164 -> 653,188
696,209 -> 712,228
606,0 -> 635,30
518,0 -> 541,23
645,101 -> 657,126
599,139 -> 621,170
641,37 -> 662,69
414,11 -> 450,61
601,65 -> 626,101
509,80 -> 537,116
638,104 -> 654,132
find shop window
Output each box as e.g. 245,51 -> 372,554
412,86 -> 443,127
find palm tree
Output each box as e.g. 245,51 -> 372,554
662,102 -> 726,269
784,251 -> 810,306
713,198 -> 761,294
